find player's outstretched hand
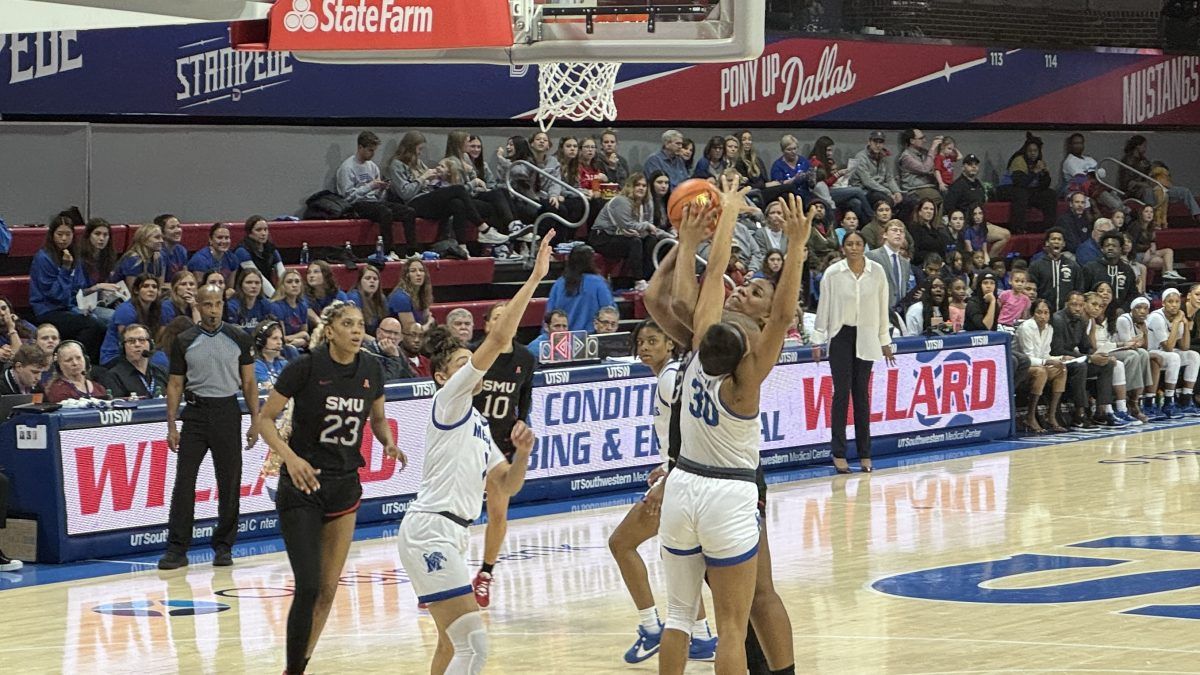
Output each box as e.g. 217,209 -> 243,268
677,201 -> 717,245
777,194 -> 814,255
510,420 -> 535,455
717,172 -> 752,213
285,456 -> 321,494
385,444 -> 408,470
531,235 -> 553,282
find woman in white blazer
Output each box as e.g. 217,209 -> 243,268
812,230 -> 894,473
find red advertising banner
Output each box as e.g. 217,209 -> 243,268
265,0 -> 513,51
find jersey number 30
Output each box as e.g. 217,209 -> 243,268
688,379 -> 718,427
319,415 -> 362,447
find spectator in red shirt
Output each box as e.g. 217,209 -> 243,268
934,136 -> 961,191
400,320 -> 430,378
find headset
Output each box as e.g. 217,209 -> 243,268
254,320 -> 283,355
52,339 -> 91,376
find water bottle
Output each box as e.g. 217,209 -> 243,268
299,242 -> 310,265
344,241 -> 354,259
932,306 -> 943,326
375,235 -> 386,261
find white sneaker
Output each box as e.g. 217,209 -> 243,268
0,550 -> 23,572
509,223 -> 536,242
386,252 -> 401,262
1163,269 -> 1186,281
478,225 -> 510,245
634,280 -> 649,292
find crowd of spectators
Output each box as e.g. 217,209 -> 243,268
2,126 -> 1199,443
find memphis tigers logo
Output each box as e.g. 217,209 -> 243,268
423,551 -> 447,573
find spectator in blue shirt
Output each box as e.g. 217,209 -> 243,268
641,130 -> 689,189
100,274 -> 166,366
30,216 -> 105,361
546,245 -> 614,332
302,260 -> 348,327
226,267 -> 272,327
155,214 -> 190,282
769,134 -> 813,206
232,215 -> 286,291
527,310 -> 569,360
162,269 -> 198,323
113,223 -> 166,289
252,320 -> 294,388
388,258 -> 434,330
346,264 -> 388,336
268,269 -> 310,349
186,222 -> 239,281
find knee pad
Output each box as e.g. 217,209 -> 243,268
447,612 -> 488,673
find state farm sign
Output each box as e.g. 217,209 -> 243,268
267,0 -> 512,51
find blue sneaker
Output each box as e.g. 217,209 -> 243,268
1114,410 -> 1142,426
688,634 -> 718,661
624,623 -> 663,664
1177,401 -> 1200,417
1144,403 -> 1166,421
1163,402 -> 1179,419
1098,412 -> 1129,428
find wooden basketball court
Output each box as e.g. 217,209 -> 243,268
3,425 -> 1199,673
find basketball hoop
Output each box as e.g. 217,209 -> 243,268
534,61 -> 622,131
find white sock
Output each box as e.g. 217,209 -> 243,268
639,607 -> 661,633
1101,404 -> 1113,414
1183,388 -> 1194,396
691,618 -> 712,640
1166,388 -> 1177,398
1115,400 -> 1128,413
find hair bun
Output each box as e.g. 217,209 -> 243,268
422,325 -> 463,359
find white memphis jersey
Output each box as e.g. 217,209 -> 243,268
407,361 -> 505,522
653,361 -> 680,452
678,355 -> 761,471
1147,308 -> 1185,351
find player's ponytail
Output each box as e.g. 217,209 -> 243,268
424,325 -> 465,382
310,300 -> 355,350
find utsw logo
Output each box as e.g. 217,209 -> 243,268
799,351 -> 997,431
874,535 -> 1200,620
73,419 -> 401,515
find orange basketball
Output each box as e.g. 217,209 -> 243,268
667,178 -> 722,229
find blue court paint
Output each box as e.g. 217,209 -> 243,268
1123,604 -> 1200,620
1,420 -> 1196,592
1072,535 -> 1200,553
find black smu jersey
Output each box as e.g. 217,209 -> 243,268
274,346 -> 385,477
471,343 -> 535,454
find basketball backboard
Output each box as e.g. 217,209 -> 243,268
230,0 -> 763,65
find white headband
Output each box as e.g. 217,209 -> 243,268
1163,288 -> 1181,301
1131,296 -> 1150,310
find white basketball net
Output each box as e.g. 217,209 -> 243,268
535,61 -> 621,131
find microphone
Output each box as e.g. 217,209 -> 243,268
141,350 -> 153,359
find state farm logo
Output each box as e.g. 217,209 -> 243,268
284,0 -> 319,32
282,0 -> 435,34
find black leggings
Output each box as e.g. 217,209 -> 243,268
348,200 -> 397,248
471,188 -> 517,227
589,230 -> 657,281
280,501 -> 325,674
410,185 -> 483,242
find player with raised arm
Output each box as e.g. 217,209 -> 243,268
655,177 -> 810,675
257,301 -> 406,675
395,235 -> 551,675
